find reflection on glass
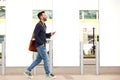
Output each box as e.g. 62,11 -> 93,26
79,10 -> 99,58
0,6 -> 5,19
0,6 -> 5,61
33,10 -> 53,19
80,10 -> 98,19
0,36 -> 4,60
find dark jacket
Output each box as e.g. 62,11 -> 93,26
34,22 -> 51,47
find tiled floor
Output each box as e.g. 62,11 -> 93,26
1,74 -> 120,80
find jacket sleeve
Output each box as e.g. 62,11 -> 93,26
46,33 -> 51,38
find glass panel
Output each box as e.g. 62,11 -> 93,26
79,10 -> 99,58
79,11 -> 82,19
0,36 -> 4,66
84,10 -> 97,19
0,6 -> 5,19
33,10 -> 53,19
80,10 -> 98,19
0,6 -> 5,66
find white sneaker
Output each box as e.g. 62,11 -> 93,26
24,71 -> 33,79
46,74 -> 56,79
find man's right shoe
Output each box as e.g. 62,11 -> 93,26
24,71 -> 33,79
46,73 -> 56,79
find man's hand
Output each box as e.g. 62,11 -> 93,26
51,32 -> 56,36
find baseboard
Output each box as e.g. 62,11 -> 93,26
0,66 -> 120,75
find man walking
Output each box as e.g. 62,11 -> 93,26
24,11 -> 56,79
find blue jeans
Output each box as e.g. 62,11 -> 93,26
27,45 -> 50,75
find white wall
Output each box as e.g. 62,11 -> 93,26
6,0 -> 33,67
52,0 -> 80,66
6,0 -> 53,67
52,0 -> 98,66
5,0 -> 120,67
32,0 -> 52,10
79,0 -> 98,10
99,0 -> 120,66
5,0 -> 99,67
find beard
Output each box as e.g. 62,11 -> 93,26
43,17 -> 47,21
